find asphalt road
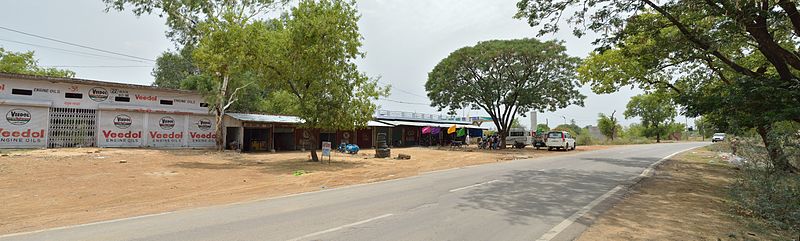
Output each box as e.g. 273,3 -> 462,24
1,142 -> 707,241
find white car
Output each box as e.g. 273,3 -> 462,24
712,133 -> 726,142
546,131 -> 575,151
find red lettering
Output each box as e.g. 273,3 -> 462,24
189,132 -> 217,139
135,94 -> 158,101
149,131 -> 183,139
0,129 -> 45,138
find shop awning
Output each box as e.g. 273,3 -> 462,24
367,120 -> 393,127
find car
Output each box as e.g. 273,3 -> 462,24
546,131 -> 575,151
711,133 -> 726,142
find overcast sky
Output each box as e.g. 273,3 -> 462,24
0,0 -> 693,128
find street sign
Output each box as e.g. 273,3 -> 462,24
321,141 -> 332,157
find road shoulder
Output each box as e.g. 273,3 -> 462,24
575,146 -> 789,240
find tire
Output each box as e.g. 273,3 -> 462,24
564,143 -> 570,151
548,147 -> 553,151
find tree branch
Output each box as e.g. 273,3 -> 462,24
642,0 -> 759,78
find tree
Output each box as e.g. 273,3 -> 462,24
426,38 -> 585,148
597,110 -> 620,140
554,119 -> 582,137
510,118 -> 525,129
516,0 -> 800,172
257,0 -> 387,161
104,0 -> 288,46
152,45 -> 197,89
191,9 -> 281,150
0,48 -> 74,78
536,123 -> 550,132
624,92 -> 676,143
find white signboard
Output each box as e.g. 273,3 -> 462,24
146,114 -> 185,147
97,110 -> 144,147
321,141 -> 332,157
186,115 -> 216,148
0,106 -> 48,148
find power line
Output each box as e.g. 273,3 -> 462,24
380,98 -> 430,106
378,80 -> 429,98
0,38 -> 152,63
0,25 -> 156,62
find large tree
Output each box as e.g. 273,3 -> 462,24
0,48 -> 75,78
257,0 -> 387,161
426,38 -> 585,147
624,92 -> 676,143
517,1 -> 800,172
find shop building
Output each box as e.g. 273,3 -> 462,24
0,73 -> 216,149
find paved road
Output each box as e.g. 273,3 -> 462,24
2,142 -> 707,241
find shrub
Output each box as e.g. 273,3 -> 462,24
576,132 -> 594,146
729,168 -> 800,233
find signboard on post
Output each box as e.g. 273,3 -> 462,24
321,141 -> 332,163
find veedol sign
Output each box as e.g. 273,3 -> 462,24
88,87 -> 109,102
6,109 -> 32,125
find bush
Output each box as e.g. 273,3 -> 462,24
576,132 -> 594,146
727,131 -> 800,234
730,169 -> 800,233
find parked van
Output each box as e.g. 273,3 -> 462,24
505,128 -> 532,148
546,131 -> 576,151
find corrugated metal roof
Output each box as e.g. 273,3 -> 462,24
226,113 -> 304,123
368,121 -> 393,127
377,120 -> 488,130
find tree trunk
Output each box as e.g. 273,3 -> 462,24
498,130 -> 507,149
214,74 -> 230,151
655,124 -> 661,143
309,134 -> 319,162
756,124 -> 797,173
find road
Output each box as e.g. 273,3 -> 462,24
1,142 -> 707,241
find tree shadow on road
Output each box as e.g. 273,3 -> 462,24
456,168 -> 632,226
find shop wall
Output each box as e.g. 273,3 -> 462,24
146,114 -> 185,147
356,128 -> 372,148
97,110 -> 145,147
0,105 -> 48,148
186,115 -> 216,148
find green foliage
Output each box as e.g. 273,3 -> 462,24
152,45 -> 197,89
536,123 -> 550,132
426,38 -> 584,145
261,0 -> 387,133
293,169 -> 307,176
597,111 -> 621,140
103,0 -> 288,45
554,122 -> 582,137
0,48 -> 74,78
576,129 -> 595,145
624,92 -> 676,142
510,118 -> 525,129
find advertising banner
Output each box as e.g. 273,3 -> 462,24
186,115 -> 216,148
97,110 -> 144,147
0,105 -> 48,148
147,114 -> 185,148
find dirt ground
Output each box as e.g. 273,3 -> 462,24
0,145 -> 610,235
577,147 -> 789,240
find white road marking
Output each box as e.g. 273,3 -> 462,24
536,146 -> 702,241
448,180 -> 500,192
536,186 -> 624,241
287,213 -> 394,241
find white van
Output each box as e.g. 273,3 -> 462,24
546,131 -> 576,151
505,128 -> 532,148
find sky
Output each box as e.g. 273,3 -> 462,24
0,0 -> 694,129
